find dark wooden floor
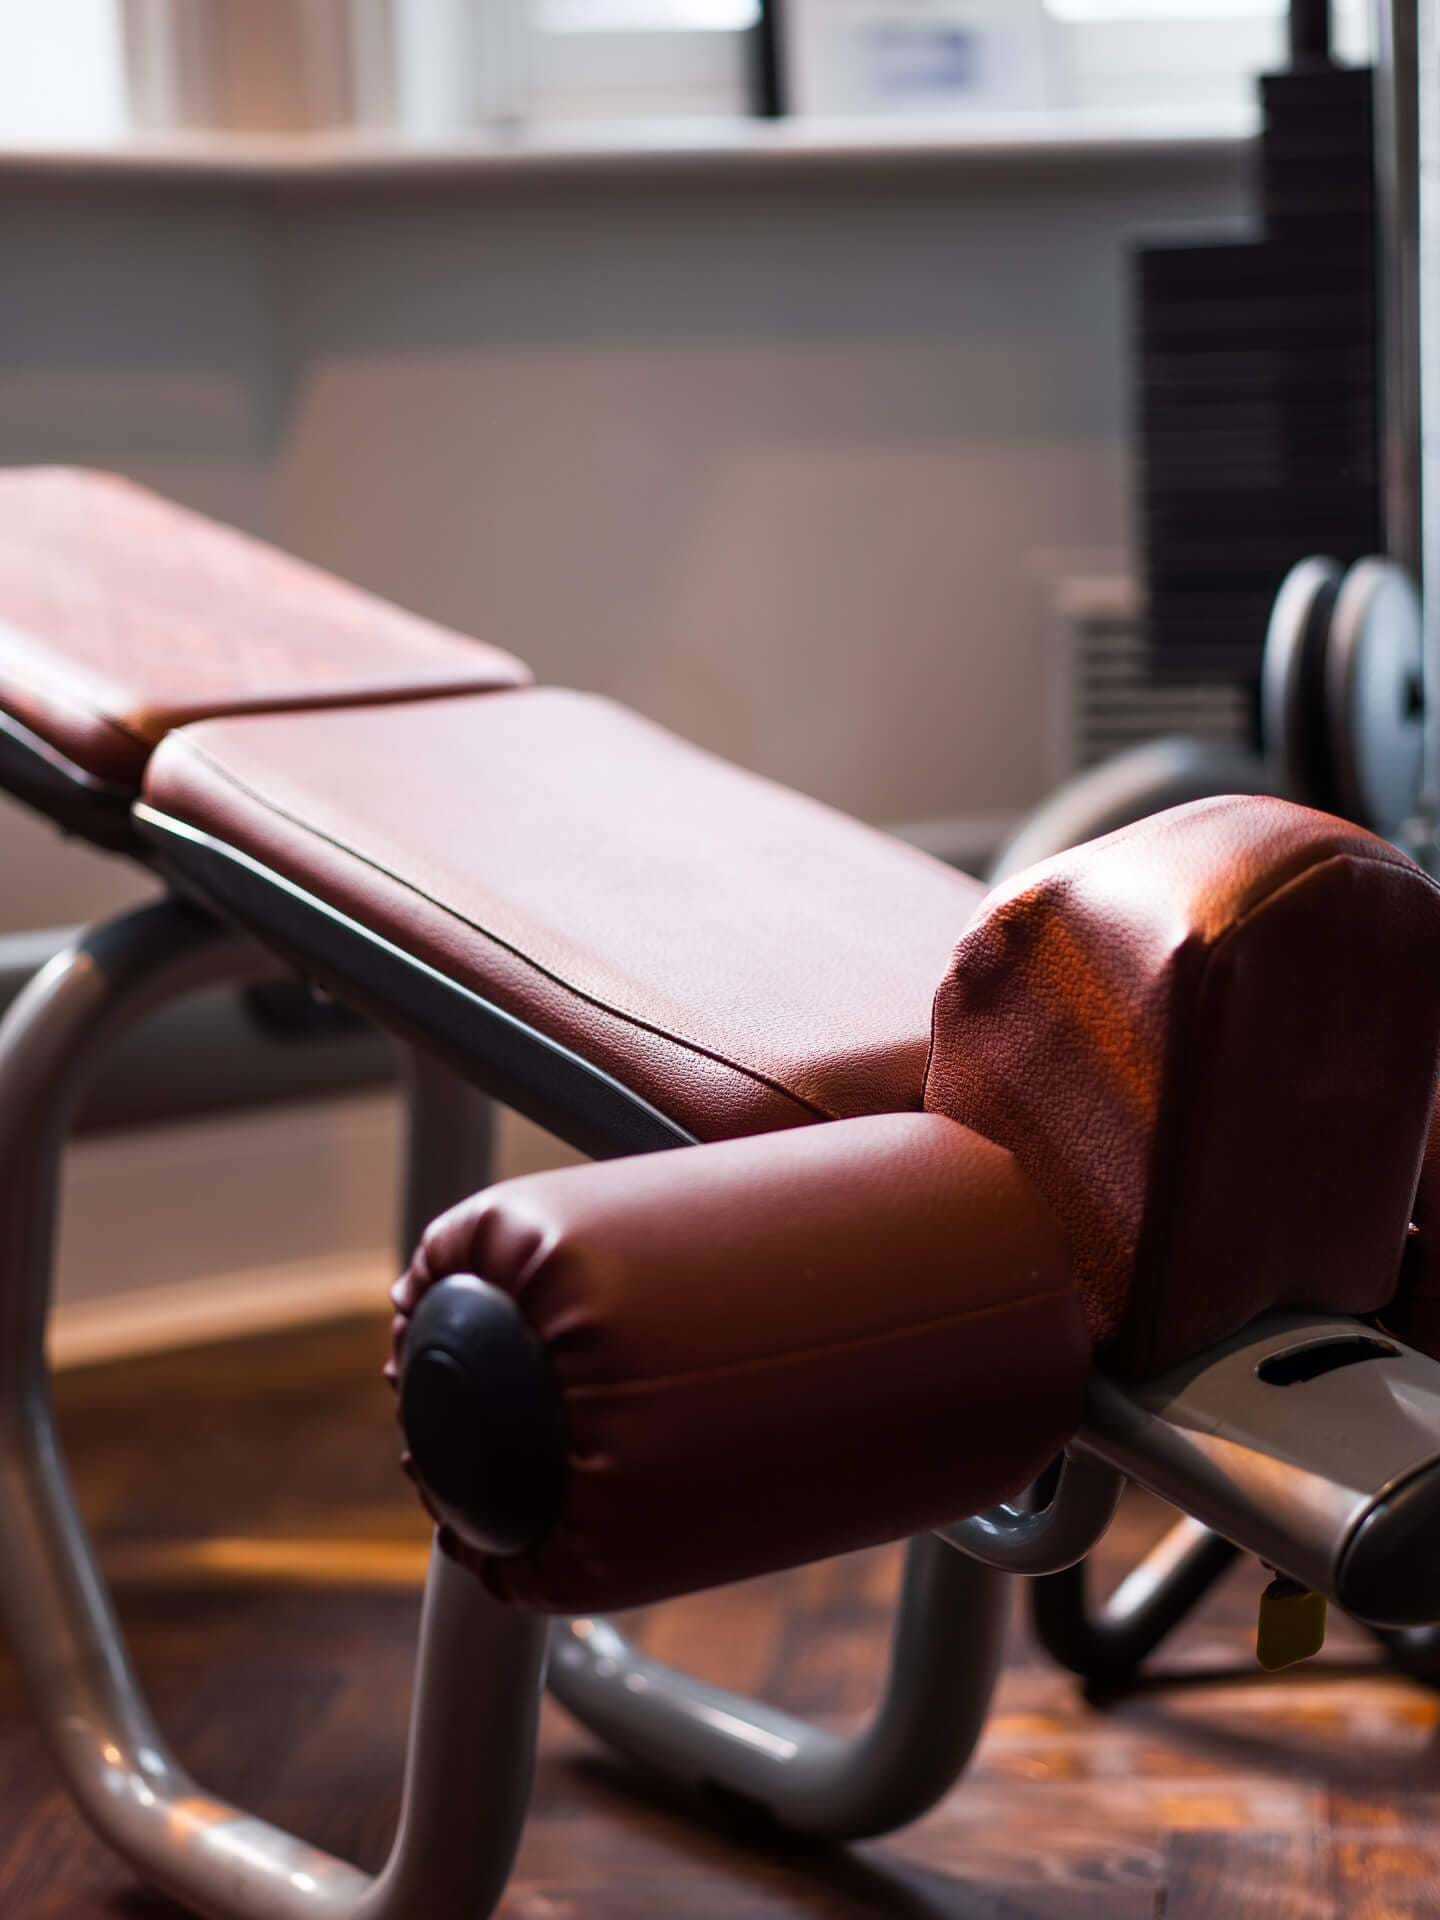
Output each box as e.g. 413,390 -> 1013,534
3,1317 -> 1439,1918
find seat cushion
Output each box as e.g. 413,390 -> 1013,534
925,795 -> 1440,1377
0,468 -> 528,787
144,688 -> 987,1141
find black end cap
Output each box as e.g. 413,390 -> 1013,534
400,1275 -> 568,1558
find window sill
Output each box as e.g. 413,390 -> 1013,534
0,104 -> 1256,187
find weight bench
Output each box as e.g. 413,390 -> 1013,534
5,467 -> 1440,1918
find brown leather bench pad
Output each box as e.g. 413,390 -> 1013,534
144,688 -> 987,1141
926,796 -> 1440,1376
0,468 -> 528,786
390,1112 -> 1085,1613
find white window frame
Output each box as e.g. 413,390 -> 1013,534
0,0 -> 1382,147
529,2 -> 760,123
0,0 -> 128,144
1049,0 -> 1371,115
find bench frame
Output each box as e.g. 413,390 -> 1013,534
0,892 -> 1018,1918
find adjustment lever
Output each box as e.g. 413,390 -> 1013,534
1257,1575 -> 1328,1672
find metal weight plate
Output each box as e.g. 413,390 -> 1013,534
1325,558 -> 1426,842
1261,556 -> 1344,811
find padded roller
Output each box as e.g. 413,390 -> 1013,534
390,1112 -> 1086,1614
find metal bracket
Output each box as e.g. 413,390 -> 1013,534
1081,1311 -> 1440,1628
937,1449 -> 1126,1575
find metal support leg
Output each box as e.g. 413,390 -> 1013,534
548,1534 -> 1007,1843
0,899 -> 545,1920
398,1044 -> 497,1260
1030,1516 -> 1239,1690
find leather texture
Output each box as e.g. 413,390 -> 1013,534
144,688 -> 988,1140
0,467 -> 529,786
925,795 -> 1440,1376
389,1111 -> 1086,1613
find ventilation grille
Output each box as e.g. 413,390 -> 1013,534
1060,583 -> 1252,773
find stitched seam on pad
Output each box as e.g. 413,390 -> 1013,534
124,676 -> 529,743
555,1282 -> 1077,1399
0,655 -> 154,758
0,656 -> 527,762
167,736 -> 831,1126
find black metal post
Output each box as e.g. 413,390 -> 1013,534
1289,0 -> 1332,66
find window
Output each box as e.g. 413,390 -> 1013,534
0,0 -> 127,142
532,0 -> 761,121
541,1 -> 758,26
0,0 -> 1380,148
780,0 -> 1374,121
1044,0 -> 1372,116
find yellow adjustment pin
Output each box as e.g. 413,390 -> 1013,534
1256,1575 -> 1328,1672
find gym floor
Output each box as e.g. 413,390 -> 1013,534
1,1318 -> 1437,1919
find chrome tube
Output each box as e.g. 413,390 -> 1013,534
549,1535 -> 1006,1843
0,899 -> 545,1920
937,1451 -> 1126,1576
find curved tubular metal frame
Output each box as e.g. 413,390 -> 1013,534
0,898 -> 547,1920
1029,1515 -> 1239,1689
548,1534 -> 1007,1842
0,890 -> 1012,1912
937,1450 -> 1126,1576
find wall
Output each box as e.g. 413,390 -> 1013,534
271,154 -> 1253,830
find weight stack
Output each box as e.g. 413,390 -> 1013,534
1136,61 -> 1381,692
